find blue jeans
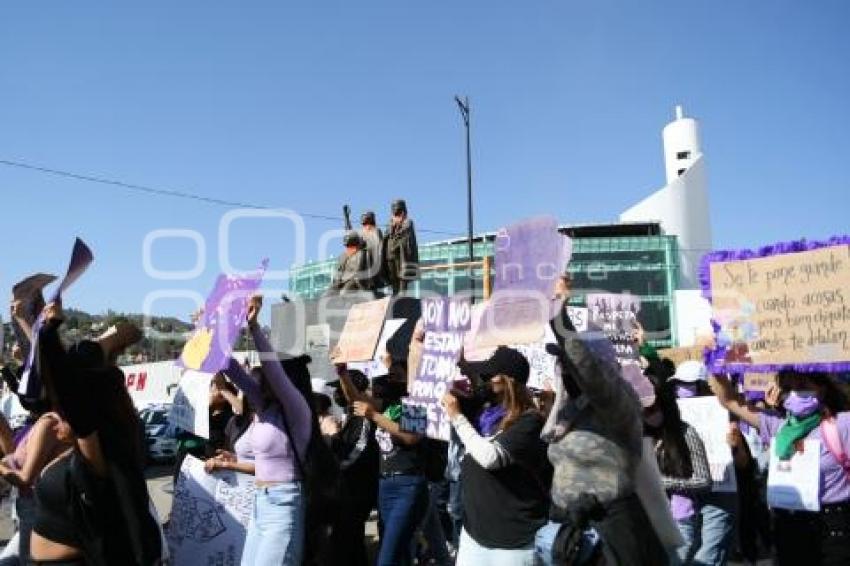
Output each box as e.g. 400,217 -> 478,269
417,481 -> 451,563
534,520 -> 600,566
378,475 -> 429,566
447,479 -> 463,548
674,515 -> 699,565
693,494 -> 736,566
457,528 -> 534,566
241,482 -> 304,566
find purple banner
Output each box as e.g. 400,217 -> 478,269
178,260 -> 268,373
19,239 -> 94,399
402,296 -> 471,440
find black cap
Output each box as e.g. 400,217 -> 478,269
391,199 -> 407,214
478,346 -> 530,384
361,211 -> 376,226
328,369 -> 369,392
342,231 -> 362,247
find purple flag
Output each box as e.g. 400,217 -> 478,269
178,260 -> 268,373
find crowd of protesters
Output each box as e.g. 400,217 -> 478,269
1,223 -> 849,565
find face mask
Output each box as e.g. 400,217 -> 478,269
783,391 -> 821,418
676,384 -> 698,399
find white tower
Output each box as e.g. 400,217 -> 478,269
620,105 -> 712,289
663,105 -> 701,184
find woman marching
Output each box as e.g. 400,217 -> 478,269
711,369 -> 850,566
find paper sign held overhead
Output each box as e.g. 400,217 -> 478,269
177,260 -> 268,374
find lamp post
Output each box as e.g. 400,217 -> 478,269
455,95 -> 474,301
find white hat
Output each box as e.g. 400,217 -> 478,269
673,360 -> 707,383
311,378 -> 332,395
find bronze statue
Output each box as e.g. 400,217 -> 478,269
327,231 -> 370,295
382,199 -> 419,294
358,210 -> 384,290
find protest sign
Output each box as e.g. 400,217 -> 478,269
472,217 -> 570,349
178,261 -> 268,373
567,306 -> 589,332
169,370 -> 212,438
657,346 -> 705,367
348,318 -> 406,378
168,454 -> 255,565
586,293 -> 641,362
677,396 -> 737,492
402,297 -> 471,440
331,297 -> 390,363
121,360 -> 182,408
306,323 -> 330,350
744,372 -> 775,393
11,273 -> 57,351
20,239 -> 94,400
701,238 -> 850,373
767,439 -> 821,512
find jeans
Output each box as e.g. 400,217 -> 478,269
241,482 -> 304,566
534,520 -> 600,566
447,479 -> 463,548
377,475 -> 429,566
693,494 -> 736,566
674,515 -> 699,565
456,528 -> 534,566
418,481 -> 451,564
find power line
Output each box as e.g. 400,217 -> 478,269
0,158 -> 464,237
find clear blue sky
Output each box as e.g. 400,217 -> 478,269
1,1 -> 848,320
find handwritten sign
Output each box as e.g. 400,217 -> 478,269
657,346 -> 705,367
677,397 -> 737,493
744,372 -> 776,393
567,306 -> 589,333
348,318 -> 405,378
767,439 -> 821,512
332,297 -> 390,363
178,261 -> 268,373
587,293 -> 641,362
402,297 -> 471,440
121,361 -> 182,408
169,370 -> 212,438
167,454 -> 255,565
703,240 -> 850,372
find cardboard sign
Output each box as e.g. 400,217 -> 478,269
657,346 -> 705,367
472,217 -> 571,348
348,318 -> 405,378
167,454 -> 255,564
305,324 -> 331,350
169,370 -> 212,438
677,397 -> 737,493
767,439 -> 821,512
744,372 -> 776,393
586,293 -> 641,362
20,239 -> 94,399
331,297 -> 390,363
402,297 -> 471,440
178,261 -> 268,373
703,241 -> 850,372
121,361 -> 183,408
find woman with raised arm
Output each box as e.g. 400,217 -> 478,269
711,369 -> 850,565
29,301 -> 162,565
222,296 -> 313,566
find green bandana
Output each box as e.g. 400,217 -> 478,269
775,412 -> 822,460
384,403 -> 403,422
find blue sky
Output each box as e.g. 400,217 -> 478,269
1,1 -> 848,320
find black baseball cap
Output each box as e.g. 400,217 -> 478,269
328,369 -> 369,392
478,346 -> 530,385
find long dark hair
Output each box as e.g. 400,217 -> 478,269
647,379 -> 694,479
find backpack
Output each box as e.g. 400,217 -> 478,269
820,417 -> 850,479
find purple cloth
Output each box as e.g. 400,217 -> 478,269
676,385 -> 698,399
223,325 -> 312,483
784,392 -> 820,418
669,493 -> 696,521
760,411 -> 850,504
477,405 -> 507,437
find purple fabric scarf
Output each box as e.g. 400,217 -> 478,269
478,405 -> 507,436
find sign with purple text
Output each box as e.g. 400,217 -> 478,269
472,216 -> 571,348
701,237 -> 850,373
19,239 -> 94,400
402,297 -> 471,440
178,260 -> 268,373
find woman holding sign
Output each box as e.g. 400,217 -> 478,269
441,346 -> 551,566
711,370 -> 850,565
223,297 -> 313,566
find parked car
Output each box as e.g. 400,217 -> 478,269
139,404 -> 177,463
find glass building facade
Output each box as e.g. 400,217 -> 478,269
289,222 -> 680,347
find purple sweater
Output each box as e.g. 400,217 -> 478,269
224,325 -> 312,483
